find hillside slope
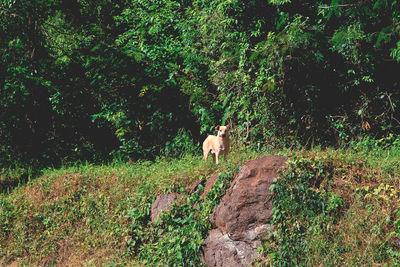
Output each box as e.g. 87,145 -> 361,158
1,140 -> 400,265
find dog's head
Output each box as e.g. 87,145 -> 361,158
215,125 -> 230,138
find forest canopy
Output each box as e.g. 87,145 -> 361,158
1,0 -> 400,167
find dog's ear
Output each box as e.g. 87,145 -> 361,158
215,125 -> 220,131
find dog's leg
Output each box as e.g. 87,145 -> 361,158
212,153 -> 216,164
203,149 -> 209,161
215,153 -> 219,165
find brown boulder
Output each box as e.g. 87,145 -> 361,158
200,228 -> 261,267
201,173 -> 220,198
150,193 -> 181,223
200,155 -> 287,266
189,173 -> 221,198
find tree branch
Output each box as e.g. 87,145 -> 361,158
318,4 -> 355,9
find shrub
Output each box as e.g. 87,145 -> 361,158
264,156 -> 344,265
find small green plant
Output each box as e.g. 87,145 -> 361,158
129,168 -> 236,265
125,191 -> 155,256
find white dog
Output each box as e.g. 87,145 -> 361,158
202,125 -> 230,164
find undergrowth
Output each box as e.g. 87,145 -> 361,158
261,136 -> 400,266
263,156 -> 345,265
130,169 -> 235,265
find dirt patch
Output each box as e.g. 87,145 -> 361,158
94,172 -> 119,192
5,261 -> 18,267
19,173 -> 85,204
50,174 -> 82,200
24,184 -> 45,202
59,247 -> 117,267
35,173 -> 91,204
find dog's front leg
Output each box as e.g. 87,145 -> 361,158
215,153 -> 219,165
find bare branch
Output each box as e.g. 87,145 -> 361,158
318,4 -> 355,9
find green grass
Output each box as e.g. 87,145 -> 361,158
0,148 -> 262,266
1,139 -> 400,265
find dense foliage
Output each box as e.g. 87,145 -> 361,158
258,147 -> 400,266
2,0 -> 400,168
265,157 -> 344,265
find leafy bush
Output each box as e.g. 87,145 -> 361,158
162,129 -> 200,158
265,156 -> 344,265
127,168 -> 236,265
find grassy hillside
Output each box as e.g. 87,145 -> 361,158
1,138 -> 400,265
261,138 -> 400,265
0,148 -> 261,265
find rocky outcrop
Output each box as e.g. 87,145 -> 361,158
150,193 -> 181,223
201,173 -> 220,198
200,155 -> 287,267
151,172 -> 220,223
